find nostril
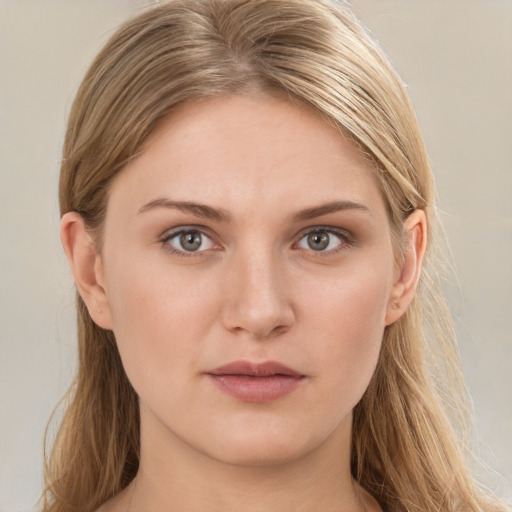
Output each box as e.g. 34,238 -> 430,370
221,299 -> 295,339
219,257 -> 296,338
246,323 -> 291,340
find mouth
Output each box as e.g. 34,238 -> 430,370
206,361 -> 305,403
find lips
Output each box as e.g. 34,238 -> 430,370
206,361 -> 305,403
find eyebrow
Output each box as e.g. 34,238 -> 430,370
138,198 -> 370,223
138,198 -> 233,222
292,200 -> 371,221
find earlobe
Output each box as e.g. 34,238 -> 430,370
60,212 -> 113,330
385,209 -> 427,326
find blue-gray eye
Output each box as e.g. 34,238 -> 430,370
167,230 -> 215,252
297,230 -> 344,252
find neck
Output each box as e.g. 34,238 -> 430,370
122,408 -> 370,512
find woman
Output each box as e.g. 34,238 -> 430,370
42,0 -> 510,511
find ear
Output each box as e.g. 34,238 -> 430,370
60,212 -> 113,330
385,209 -> 427,326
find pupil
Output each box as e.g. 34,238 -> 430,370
180,231 -> 202,251
308,232 -> 329,251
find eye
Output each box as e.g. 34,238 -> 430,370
163,229 -> 216,254
296,228 -> 349,253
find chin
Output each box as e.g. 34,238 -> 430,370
210,440 -> 311,468
199,419 -> 342,469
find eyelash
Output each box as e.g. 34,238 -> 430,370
159,226 -> 216,258
159,225 -> 354,258
295,226 -> 354,255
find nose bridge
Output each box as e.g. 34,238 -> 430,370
222,242 -> 295,338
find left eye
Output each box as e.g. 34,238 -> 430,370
165,229 -> 216,253
297,229 -> 345,252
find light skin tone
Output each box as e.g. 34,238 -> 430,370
61,93 -> 426,512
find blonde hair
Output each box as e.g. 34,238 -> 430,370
43,1 -> 509,511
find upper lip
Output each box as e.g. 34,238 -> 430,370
207,360 -> 303,377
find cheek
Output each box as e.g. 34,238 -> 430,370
103,255 -> 222,385
300,263 -> 391,394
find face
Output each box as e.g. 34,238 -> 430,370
94,94 -> 403,467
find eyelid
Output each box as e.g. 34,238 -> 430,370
159,225 -> 220,256
158,224 -> 354,257
294,225 -> 354,253
160,224 -> 212,238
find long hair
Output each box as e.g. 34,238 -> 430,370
43,1 -> 509,511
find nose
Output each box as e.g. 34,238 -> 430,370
220,248 -> 295,340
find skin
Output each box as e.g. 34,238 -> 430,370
62,94 -> 426,512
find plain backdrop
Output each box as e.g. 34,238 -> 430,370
0,1 -> 511,510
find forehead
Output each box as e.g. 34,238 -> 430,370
108,93 -> 386,221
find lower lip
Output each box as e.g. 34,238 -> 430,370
207,374 -> 304,403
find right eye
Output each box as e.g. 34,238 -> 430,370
163,229 -> 216,255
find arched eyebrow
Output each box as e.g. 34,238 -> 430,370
292,200 -> 371,221
137,198 -> 233,223
137,198 -> 370,223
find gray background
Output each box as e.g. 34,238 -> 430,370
0,1 -> 510,510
